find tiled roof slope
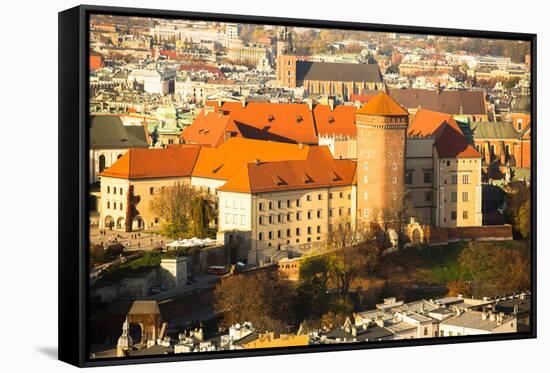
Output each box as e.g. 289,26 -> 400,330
356,92 -> 409,116
218,146 -> 357,193
191,138 -> 312,181
181,111 -> 241,147
296,61 -> 383,83
90,115 -> 149,149
99,145 -> 201,179
389,88 -> 487,115
314,105 -> 357,137
408,109 -> 463,138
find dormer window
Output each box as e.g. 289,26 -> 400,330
517,119 -> 523,131
296,115 -> 303,123
268,114 -> 274,122
328,116 -> 335,124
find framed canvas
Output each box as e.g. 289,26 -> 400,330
58,5 -> 536,367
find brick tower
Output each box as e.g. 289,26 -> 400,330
356,92 -> 409,222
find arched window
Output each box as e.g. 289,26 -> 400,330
98,154 -> 106,173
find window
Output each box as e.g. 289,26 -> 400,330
306,195 -> 312,202
462,174 -> 470,184
296,227 -> 301,236
307,227 -> 312,235
425,191 -> 432,202
517,118 -> 523,131
364,192 -> 368,200
363,175 -> 368,183
364,162 -> 368,170
106,201 -> 110,209
268,231 -> 273,240
149,187 -> 154,195
364,208 -> 369,218
233,200 -> 238,209
268,215 -> 273,224
307,211 -> 312,220
329,209 -> 333,217
392,162 -> 397,171
259,216 -> 264,225
424,327 -> 428,336
463,211 -> 469,220
462,192 -> 469,202
268,201 -> 273,210
339,208 -> 343,216
98,154 -> 106,173
440,331 -> 444,337
277,230 -> 281,238
318,194 -> 323,201
287,200 -> 292,208
120,203 -> 123,211
107,186 -> 110,194
317,210 -> 322,218
317,226 -> 321,234
451,175 -> 458,184
287,213 -> 291,222
259,202 -> 264,211
423,171 -> 432,184
259,232 -> 264,241
451,211 -> 457,220
113,202 -> 117,210
392,177 -> 397,184
297,212 -> 302,221
119,188 -> 123,195
286,229 -> 291,237
405,172 -> 413,185
451,192 -> 457,203
339,192 -> 343,198
277,214 -> 282,223
296,199 -> 301,207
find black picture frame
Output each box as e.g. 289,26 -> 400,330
58,4 -> 537,367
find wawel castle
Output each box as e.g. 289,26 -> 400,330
98,92 -> 512,265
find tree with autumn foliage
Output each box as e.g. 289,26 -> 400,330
458,241 -> 530,297
214,271 -> 295,333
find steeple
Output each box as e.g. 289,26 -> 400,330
116,317 -> 133,357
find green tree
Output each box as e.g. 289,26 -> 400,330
189,194 -> 217,238
458,241 -> 530,297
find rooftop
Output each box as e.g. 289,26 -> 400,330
356,92 -> 409,116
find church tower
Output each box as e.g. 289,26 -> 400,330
116,317 -> 133,357
355,92 -> 409,222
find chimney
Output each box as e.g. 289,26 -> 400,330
328,96 -> 335,111
241,100 -> 246,108
255,159 -> 261,165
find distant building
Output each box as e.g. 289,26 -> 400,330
389,88 -> 489,122
277,55 -> 384,101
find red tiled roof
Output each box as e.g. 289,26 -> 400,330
217,102 -> 318,144
179,64 -> 225,78
356,92 -> 409,116
408,108 -> 463,138
99,145 -> 201,179
191,138 -> 312,181
434,124 -> 481,158
313,105 -> 357,137
219,146 -> 356,193
182,112 -> 241,147
350,94 -> 375,104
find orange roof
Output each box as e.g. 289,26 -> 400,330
408,108 -> 463,138
181,111 -> 241,147
217,102 -> 318,144
191,137 -> 311,181
99,145 -> 201,179
434,124 -> 481,158
313,105 -> 357,137
219,146 -> 356,193
356,92 -> 409,116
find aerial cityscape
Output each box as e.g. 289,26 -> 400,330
87,14 -> 532,359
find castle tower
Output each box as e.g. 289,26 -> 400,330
355,92 -> 409,222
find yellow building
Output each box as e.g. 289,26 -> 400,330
241,333 -> 309,349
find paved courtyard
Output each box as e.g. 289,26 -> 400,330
89,225 -> 173,252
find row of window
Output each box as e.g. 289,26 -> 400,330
224,214 -> 246,225
106,201 -> 124,211
449,174 -> 470,185
106,186 -> 124,195
258,193 -> 350,211
259,225 -> 322,241
449,192 -> 470,203
363,161 -> 400,171
449,210 -> 469,221
405,171 -> 432,185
